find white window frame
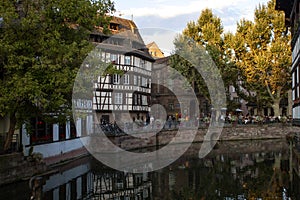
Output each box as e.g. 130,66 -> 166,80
110,54 -> 118,63
114,93 -> 123,104
141,77 -> 148,87
134,94 -> 138,105
113,74 -> 120,84
133,75 -> 137,85
140,59 -> 145,68
138,76 -> 141,86
124,56 -> 131,65
124,74 -> 130,85
142,95 -> 147,105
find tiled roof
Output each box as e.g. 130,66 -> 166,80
94,16 -> 145,45
96,43 -> 154,61
92,16 -> 154,61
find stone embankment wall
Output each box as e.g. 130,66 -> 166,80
0,153 -> 46,186
95,124 -> 300,151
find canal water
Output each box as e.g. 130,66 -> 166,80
1,139 -> 300,200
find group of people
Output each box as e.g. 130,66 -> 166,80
98,112 -> 292,136
216,113 -> 291,125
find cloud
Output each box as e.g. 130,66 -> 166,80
121,0 -> 247,19
115,0 -> 270,52
132,6 -> 246,33
118,0 -> 269,33
131,7 -> 245,52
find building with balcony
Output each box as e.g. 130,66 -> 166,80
90,16 -> 155,124
276,0 -> 300,125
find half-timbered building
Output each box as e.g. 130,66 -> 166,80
276,0 -> 300,125
90,16 -> 155,124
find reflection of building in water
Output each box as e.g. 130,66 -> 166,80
151,143 -> 290,199
30,141 -> 292,199
92,170 -> 152,199
287,133 -> 300,200
37,158 -> 93,199
34,157 -> 152,200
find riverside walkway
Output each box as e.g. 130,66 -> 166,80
91,123 -> 300,151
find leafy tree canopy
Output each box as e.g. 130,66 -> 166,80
0,0 -> 115,151
172,9 -> 239,110
231,0 -> 291,116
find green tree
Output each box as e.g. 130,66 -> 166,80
172,9 -> 240,109
0,0 -> 114,151
231,0 -> 291,116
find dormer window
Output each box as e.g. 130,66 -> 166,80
110,23 -> 119,30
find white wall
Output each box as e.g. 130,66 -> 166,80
23,137 -> 84,158
22,116 -> 92,158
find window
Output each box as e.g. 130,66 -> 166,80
142,95 -> 148,105
124,74 -> 130,85
59,123 -> 66,140
133,75 -> 137,85
134,57 -> 140,66
137,94 -> 141,105
234,97 -> 240,103
30,118 -> 53,144
125,56 -> 131,65
140,59 -> 145,68
110,23 -> 119,30
70,120 -> 77,138
113,74 -> 120,84
110,54 -> 118,63
146,61 -> 152,70
138,76 -> 141,86
141,77 -> 148,87
115,93 -> 123,104
133,93 -> 138,105
168,103 -> 174,111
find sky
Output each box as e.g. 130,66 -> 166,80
112,0 -> 270,54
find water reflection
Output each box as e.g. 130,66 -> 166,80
151,140 -> 291,200
3,139 -> 300,199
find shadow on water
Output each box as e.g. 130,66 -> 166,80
2,139 -> 300,199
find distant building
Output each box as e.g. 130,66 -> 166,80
146,41 -> 165,59
152,56 -> 208,120
276,0 -> 299,124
